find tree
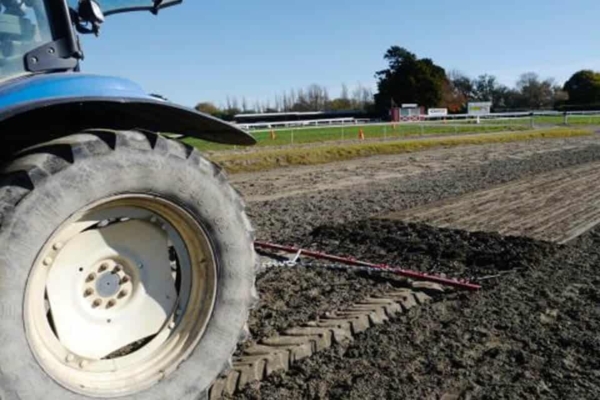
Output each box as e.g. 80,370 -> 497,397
471,74 -> 498,102
440,80 -> 467,112
341,84 -> 350,101
374,46 -> 447,111
563,70 -> 600,105
328,98 -> 353,110
516,72 -> 556,109
448,70 -> 473,100
194,102 -> 220,116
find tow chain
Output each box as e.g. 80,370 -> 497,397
255,241 -> 482,291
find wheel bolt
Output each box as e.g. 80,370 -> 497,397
83,288 -> 94,297
43,257 -> 53,266
117,290 -> 128,299
120,276 -> 130,285
106,300 -> 116,309
66,354 -> 75,362
98,263 -> 109,273
53,242 -> 63,251
168,321 -> 176,330
150,217 -> 157,223
86,273 -> 96,283
92,299 -> 102,308
79,360 -> 88,369
113,265 -> 122,273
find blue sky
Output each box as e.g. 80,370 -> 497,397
81,0 -> 600,108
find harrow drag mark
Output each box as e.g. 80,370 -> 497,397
380,160 -> 600,243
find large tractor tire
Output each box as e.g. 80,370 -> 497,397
0,130 -> 257,399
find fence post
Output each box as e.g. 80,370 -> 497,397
563,112 -> 568,126
420,123 -> 424,135
341,126 -> 345,141
530,113 -> 535,129
291,129 -> 294,145
384,125 -> 387,140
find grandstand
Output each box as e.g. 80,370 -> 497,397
234,110 -> 369,129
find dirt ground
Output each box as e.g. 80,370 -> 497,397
227,134 -> 600,400
382,161 -> 600,244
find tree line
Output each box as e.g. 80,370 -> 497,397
195,83 -> 374,121
375,46 -> 600,113
196,46 -> 600,119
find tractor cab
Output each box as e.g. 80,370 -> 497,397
0,0 -> 181,81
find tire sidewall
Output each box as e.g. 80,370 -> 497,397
0,143 -> 254,400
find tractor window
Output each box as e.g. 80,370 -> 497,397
0,0 -> 53,81
68,0 -> 181,16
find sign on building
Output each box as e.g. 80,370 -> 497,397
428,108 -> 448,116
468,102 -> 492,115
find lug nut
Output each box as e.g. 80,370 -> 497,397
83,288 -> 94,298
92,299 -> 102,308
53,242 -> 63,251
168,322 -> 176,330
106,300 -> 116,309
98,263 -> 109,273
120,276 -> 130,285
79,360 -> 88,369
113,265 -> 122,273
43,257 -> 53,266
117,290 -> 128,299
150,217 -> 157,223
86,273 -> 96,283
66,354 -> 75,362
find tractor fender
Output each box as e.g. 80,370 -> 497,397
0,73 -> 255,155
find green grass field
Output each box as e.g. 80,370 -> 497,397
185,122 -> 530,151
210,128 -> 591,174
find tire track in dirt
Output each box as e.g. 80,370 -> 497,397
210,283 -> 443,400
379,161 -> 600,243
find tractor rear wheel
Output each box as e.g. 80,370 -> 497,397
0,130 -> 256,399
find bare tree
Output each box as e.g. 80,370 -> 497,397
306,84 -> 329,110
351,83 -> 374,110
341,83 -> 350,101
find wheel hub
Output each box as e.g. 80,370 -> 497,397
45,220 -> 178,359
95,271 -> 121,298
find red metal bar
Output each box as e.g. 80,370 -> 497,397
254,241 -> 481,292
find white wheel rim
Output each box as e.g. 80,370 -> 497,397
25,195 -> 218,397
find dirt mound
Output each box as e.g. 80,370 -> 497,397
235,221 -> 600,400
301,219 -> 556,280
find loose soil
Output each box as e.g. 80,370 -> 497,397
227,135 -> 600,400
234,220 -> 600,400
381,161 -> 600,243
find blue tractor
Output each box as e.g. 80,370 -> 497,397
0,1 -> 257,399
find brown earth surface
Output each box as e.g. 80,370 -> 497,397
222,134 -> 600,400
380,161 -> 600,244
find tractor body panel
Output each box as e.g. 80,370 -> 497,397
0,73 -> 255,157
